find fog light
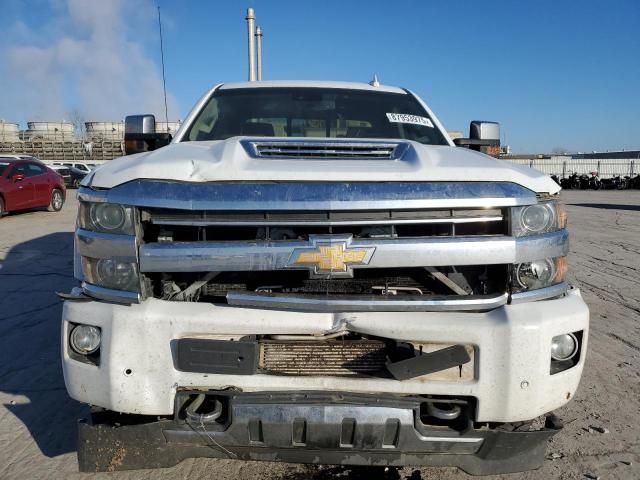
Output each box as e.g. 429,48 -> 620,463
70,325 -> 101,355
551,333 -> 578,361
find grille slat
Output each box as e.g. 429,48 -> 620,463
147,208 -> 504,231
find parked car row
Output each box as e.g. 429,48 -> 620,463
0,156 -> 67,216
50,165 -> 88,188
49,161 -> 99,173
551,172 -> 640,190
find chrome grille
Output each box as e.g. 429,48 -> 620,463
259,340 -> 387,376
144,208 -> 506,239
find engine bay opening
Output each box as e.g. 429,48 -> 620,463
146,265 -> 508,303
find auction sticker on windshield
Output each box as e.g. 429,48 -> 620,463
386,113 -> 434,127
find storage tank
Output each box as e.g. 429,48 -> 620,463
85,121 -> 125,141
0,121 -> 20,141
26,121 -> 75,141
155,121 -> 182,135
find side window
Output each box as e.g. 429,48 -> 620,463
9,164 -> 27,177
188,97 -> 219,141
26,163 -> 45,177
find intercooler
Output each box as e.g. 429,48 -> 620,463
259,340 -> 387,376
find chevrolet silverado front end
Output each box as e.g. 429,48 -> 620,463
61,81 -> 589,475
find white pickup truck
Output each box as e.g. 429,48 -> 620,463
61,80 -> 589,475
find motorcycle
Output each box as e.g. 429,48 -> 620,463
620,176 -> 631,189
578,174 -> 591,189
561,173 -> 580,190
588,172 -> 601,190
600,176 -> 617,189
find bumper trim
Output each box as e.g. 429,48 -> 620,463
510,282 -> 568,304
226,291 -> 509,312
81,282 -> 140,304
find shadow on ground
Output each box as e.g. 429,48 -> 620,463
282,466 -> 423,480
0,231 -> 87,458
568,203 -> 640,211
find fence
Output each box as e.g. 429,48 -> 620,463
502,157 -> 638,179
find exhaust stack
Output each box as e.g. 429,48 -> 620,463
246,8 -> 256,81
256,25 -> 263,81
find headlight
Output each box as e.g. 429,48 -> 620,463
512,201 -> 566,236
91,204 -> 126,231
81,256 -> 139,292
514,256 -> 567,290
521,204 -> 553,232
78,201 -> 135,235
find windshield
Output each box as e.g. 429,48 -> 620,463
183,87 -> 449,145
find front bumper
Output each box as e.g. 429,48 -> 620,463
62,288 -> 589,422
78,392 -> 560,475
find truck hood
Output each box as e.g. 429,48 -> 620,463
89,138 -> 559,194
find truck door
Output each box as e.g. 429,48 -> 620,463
5,164 -> 35,209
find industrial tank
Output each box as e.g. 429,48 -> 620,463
25,121 -> 75,141
0,121 -> 20,141
85,121 -> 125,141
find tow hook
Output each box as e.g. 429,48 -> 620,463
426,402 -> 462,420
184,393 -> 223,424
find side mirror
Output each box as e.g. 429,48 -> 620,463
12,173 -> 25,182
124,114 -> 172,155
453,121 -> 501,156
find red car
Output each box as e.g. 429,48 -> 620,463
0,156 -> 66,216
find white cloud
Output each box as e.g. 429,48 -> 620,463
0,0 -> 178,123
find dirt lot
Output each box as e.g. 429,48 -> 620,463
0,190 -> 638,480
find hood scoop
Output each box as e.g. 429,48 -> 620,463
240,139 -> 410,160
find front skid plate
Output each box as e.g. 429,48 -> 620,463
77,397 -> 558,475
78,420 -> 555,475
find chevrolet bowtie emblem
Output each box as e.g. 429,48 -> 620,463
288,236 -> 375,277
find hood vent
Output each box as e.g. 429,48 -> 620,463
241,139 -> 409,160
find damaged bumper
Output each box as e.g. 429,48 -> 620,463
62,288 -> 589,422
78,392 -> 561,475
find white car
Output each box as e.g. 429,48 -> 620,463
52,161 -> 98,173
62,80 -> 588,475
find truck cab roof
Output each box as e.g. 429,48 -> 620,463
217,80 -> 407,94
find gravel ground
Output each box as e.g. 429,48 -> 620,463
0,190 -> 638,480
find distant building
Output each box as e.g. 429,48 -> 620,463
571,150 -> 640,159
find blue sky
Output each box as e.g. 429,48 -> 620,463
1,0 -> 639,153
